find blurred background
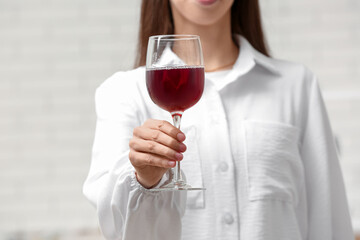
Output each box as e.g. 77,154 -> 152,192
0,0 -> 359,239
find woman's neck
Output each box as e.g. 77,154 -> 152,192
172,9 -> 239,72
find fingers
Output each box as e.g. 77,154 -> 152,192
130,138 -> 183,161
129,150 -> 176,169
129,119 -> 187,169
133,127 -> 186,153
143,119 -> 186,142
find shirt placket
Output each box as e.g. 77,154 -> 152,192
203,83 -> 240,240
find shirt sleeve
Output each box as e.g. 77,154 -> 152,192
82,72 -> 186,240
300,70 -> 354,239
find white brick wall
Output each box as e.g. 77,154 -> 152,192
0,0 -> 359,238
0,0 -> 140,238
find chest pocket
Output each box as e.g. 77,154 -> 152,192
180,126 -> 205,209
243,120 -> 304,205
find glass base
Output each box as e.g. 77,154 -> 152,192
148,181 -> 206,192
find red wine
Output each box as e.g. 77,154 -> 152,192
146,66 -> 204,113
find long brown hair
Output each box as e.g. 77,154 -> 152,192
134,0 -> 269,67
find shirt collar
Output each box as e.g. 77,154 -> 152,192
235,35 -> 280,76
206,35 -> 280,91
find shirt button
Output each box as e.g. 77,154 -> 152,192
223,213 -> 234,225
219,162 -> 229,172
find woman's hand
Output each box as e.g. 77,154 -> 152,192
129,119 -> 187,189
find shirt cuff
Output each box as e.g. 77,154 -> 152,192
130,170 -> 173,193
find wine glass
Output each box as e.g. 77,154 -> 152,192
146,35 -> 205,191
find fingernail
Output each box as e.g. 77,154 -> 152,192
177,133 -> 185,142
179,144 -> 186,152
175,153 -> 183,160
168,161 -> 176,167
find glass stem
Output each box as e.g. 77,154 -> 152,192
172,113 -> 183,184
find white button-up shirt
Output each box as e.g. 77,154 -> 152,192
83,36 -> 354,240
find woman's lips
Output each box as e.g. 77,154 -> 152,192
197,0 -> 218,6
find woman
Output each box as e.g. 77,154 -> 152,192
83,0 -> 354,239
